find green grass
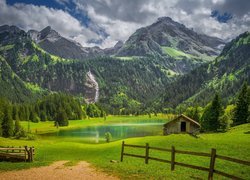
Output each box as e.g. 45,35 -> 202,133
228,73 -> 236,81
161,46 -> 215,62
25,82 -> 47,94
0,119 -> 249,179
0,44 -> 14,51
162,47 -> 197,59
114,56 -> 141,61
31,42 -> 72,63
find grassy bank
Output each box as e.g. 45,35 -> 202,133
0,119 -> 249,179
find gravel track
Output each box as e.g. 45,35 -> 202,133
0,161 -> 119,180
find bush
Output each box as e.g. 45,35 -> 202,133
105,132 -> 112,143
219,114 -> 233,132
15,128 -> 27,139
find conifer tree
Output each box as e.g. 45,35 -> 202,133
201,94 -> 223,131
193,107 -> 200,122
55,108 -> 68,126
1,105 -> 14,137
12,105 -> 19,121
0,111 -> 3,136
14,119 -> 21,136
233,82 -> 249,125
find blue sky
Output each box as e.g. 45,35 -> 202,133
6,0 -> 91,29
211,10 -> 232,23
1,0 -> 250,48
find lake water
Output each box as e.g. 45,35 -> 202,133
42,120 -> 165,144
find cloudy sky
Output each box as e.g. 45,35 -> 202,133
0,0 -> 250,48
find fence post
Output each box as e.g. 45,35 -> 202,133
208,148 -> 216,180
32,146 -> 35,160
24,147 -> 26,162
171,146 -> 175,171
120,141 -> 125,162
24,146 -> 29,162
145,143 -> 149,164
29,147 -> 33,162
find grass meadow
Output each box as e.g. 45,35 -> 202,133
0,116 -> 249,179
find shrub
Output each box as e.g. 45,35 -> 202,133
105,132 -> 112,143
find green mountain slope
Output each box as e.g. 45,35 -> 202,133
0,55 -> 43,102
159,31 -> 250,108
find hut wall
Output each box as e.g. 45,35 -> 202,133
164,122 -> 179,134
189,123 -> 199,133
163,118 -> 200,135
186,121 -> 190,132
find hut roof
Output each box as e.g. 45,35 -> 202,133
164,114 -> 201,127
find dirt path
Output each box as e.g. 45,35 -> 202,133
0,161 -> 119,180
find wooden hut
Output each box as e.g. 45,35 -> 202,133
163,114 -> 201,135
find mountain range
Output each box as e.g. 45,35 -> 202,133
0,17 -> 249,113
27,17 -> 224,61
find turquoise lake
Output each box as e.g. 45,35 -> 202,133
42,120 -> 165,143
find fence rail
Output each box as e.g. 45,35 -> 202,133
120,141 -> 250,180
0,146 -> 35,162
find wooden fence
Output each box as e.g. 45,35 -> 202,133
120,141 -> 250,180
0,146 -> 35,162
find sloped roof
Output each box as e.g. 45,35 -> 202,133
164,114 -> 201,127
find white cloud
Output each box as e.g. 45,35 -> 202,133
86,5 -> 144,48
212,0 -> 225,5
0,0 -> 99,46
73,0 -> 250,46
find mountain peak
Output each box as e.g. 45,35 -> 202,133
157,16 -> 173,22
43,26 -> 52,31
39,26 -> 60,41
241,31 -> 250,38
0,25 -> 22,34
156,16 -> 183,27
221,31 -> 250,56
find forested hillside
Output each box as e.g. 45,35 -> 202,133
0,25 -> 171,113
159,32 -> 250,109
0,55 -> 44,102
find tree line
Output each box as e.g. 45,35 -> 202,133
183,82 -> 250,132
0,93 -> 105,138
